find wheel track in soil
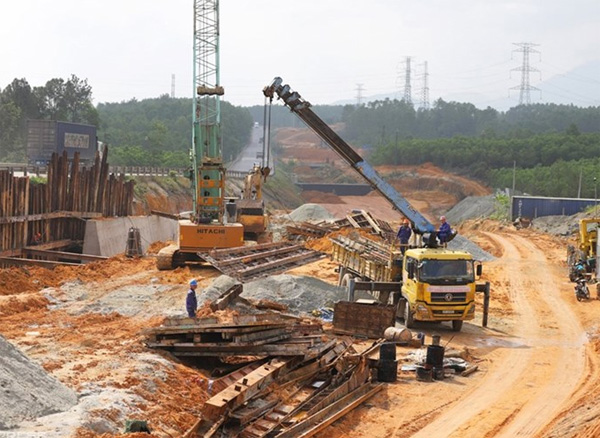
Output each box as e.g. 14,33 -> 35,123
407,231 -> 586,438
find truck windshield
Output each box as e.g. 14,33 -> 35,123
418,259 -> 474,284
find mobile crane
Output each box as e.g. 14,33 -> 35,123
263,77 -> 485,331
157,0 -> 243,270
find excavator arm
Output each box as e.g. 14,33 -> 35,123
263,77 -> 435,234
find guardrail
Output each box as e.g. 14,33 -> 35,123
0,163 -> 251,179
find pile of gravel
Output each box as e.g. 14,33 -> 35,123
448,235 -> 495,262
0,335 -> 77,429
445,195 -> 496,224
199,274 -> 370,316
287,204 -> 335,222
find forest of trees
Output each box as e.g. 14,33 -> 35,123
2,75 -> 600,198
0,76 -> 253,166
97,96 -> 253,167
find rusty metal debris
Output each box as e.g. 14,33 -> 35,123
146,314 -> 388,438
200,242 -> 325,282
286,209 -> 395,242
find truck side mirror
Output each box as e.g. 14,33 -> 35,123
476,263 -> 482,277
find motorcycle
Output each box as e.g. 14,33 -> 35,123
574,277 -> 590,301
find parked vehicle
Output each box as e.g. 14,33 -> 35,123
26,120 -> 98,165
574,277 -> 590,301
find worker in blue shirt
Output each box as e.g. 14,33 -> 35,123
186,279 -> 198,318
397,219 -> 412,254
437,216 -> 451,246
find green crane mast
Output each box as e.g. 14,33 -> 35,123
192,0 -> 225,224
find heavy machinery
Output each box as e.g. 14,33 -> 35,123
567,218 -> 600,281
263,77 -> 486,331
234,164 -> 270,240
157,0 -> 243,270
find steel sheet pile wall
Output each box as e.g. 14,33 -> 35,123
0,171 -> 29,255
0,149 -> 134,254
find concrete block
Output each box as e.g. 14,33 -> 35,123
83,216 -> 178,257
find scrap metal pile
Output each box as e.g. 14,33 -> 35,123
145,313 -> 386,438
286,209 -> 396,243
200,242 -> 325,282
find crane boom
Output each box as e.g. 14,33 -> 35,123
263,77 -> 435,234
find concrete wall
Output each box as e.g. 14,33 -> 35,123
83,216 -> 178,257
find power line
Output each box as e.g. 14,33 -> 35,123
510,42 -> 541,105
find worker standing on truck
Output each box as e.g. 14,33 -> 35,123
438,216 -> 451,246
397,219 -> 412,254
186,279 -> 198,318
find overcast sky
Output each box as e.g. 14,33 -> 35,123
1,0 -> 598,109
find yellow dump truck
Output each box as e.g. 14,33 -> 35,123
331,235 -> 483,332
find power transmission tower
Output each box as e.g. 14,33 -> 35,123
403,56 -> 412,104
510,42 -> 541,105
171,74 -> 176,98
417,61 -> 430,110
355,83 -> 364,106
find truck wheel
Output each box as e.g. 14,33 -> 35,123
404,303 -> 414,328
451,320 -> 463,332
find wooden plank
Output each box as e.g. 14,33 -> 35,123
22,248 -> 108,262
146,322 -> 288,335
233,328 -> 290,343
202,358 -> 294,421
274,384 -> 384,438
0,257 -> 81,268
210,283 -> 243,311
23,239 -> 78,250
170,343 -> 317,357
0,210 -> 102,224
0,248 -> 22,257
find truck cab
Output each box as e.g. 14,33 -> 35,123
401,248 -> 481,331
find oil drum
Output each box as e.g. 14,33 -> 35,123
380,342 -> 397,361
426,345 -> 444,367
377,359 -> 398,382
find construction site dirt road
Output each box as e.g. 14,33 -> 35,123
308,224 -> 594,438
2,221 -> 600,437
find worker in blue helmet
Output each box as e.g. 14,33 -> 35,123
186,279 -> 198,318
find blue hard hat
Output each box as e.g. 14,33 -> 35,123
190,279 -> 198,286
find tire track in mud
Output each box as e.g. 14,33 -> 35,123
408,231 -> 586,438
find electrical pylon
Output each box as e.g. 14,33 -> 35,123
510,42 -> 541,105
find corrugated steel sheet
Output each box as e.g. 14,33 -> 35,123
27,120 -> 97,164
512,195 -> 597,220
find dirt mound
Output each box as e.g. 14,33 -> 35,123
0,335 -> 77,429
287,203 -> 335,222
